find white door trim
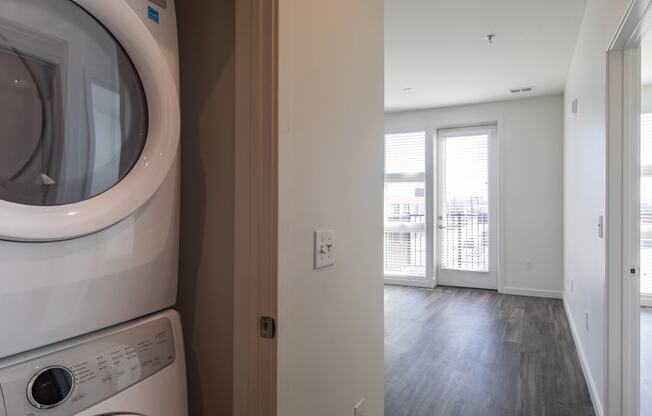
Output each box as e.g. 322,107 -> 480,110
606,1 -> 652,414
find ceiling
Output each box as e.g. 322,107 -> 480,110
385,0 -> 588,112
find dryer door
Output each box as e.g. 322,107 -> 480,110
0,0 -> 179,241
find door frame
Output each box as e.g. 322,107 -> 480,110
436,124 -> 499,290
606,1 -> 651,414
234,0 -> 278,414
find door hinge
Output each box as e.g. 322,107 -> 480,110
260,316 -> 276,339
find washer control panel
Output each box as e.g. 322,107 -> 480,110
0,318 -> 175,415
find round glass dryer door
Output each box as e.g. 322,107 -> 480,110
0,0 -> 148,206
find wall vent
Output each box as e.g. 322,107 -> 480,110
510,86 -> 535,94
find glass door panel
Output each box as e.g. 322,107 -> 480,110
437,126 -> 497,289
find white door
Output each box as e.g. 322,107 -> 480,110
437,125 -> 497,289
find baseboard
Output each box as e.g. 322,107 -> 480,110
384,276 -> 436,288
563,299 -> 604,416
642,293 -> 652,307
500,286 -> 563,299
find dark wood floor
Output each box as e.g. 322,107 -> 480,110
385,285 -> 595,416
643,307 -> 652,416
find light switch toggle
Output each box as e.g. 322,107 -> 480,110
314,230 -> 335,269
319,243 -> 333,254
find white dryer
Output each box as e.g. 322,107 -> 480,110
0,0 -> 180,357
0,309 -> 188,415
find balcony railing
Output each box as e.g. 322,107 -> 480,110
440,210 -> 489,272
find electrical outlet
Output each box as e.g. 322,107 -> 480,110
354,399 -> 366,416
314,230 -> 335,269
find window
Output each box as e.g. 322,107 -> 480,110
439,133 -> 490,272
384,131 -> 426,277
642,113 -> 652,295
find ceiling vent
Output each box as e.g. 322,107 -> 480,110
510,86 -> 535,94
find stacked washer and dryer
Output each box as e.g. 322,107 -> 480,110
0,0 -> 187,414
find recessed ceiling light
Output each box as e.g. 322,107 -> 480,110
402,87 -> 413,92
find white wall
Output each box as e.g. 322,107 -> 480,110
643,84 -> 652,113
277,0 -> 385,415
385,95 -> 564,298
563,0 -> 630,413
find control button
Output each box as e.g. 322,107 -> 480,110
27,366 -> 74,409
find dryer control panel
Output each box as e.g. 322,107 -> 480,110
0,318 -> 175,415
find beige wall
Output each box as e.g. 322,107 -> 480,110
175,0 -> 236,415
277,0 -> 385,415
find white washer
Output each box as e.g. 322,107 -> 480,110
0,0 -> 180,358
0,309 -> 187,415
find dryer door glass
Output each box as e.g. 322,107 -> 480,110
0,0 -> 148,206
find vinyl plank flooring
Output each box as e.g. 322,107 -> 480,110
384,286 -> 595,416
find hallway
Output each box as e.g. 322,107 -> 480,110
384,286 -> 594,416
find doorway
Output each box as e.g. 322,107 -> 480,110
607,1 -> 652,414
437,125 -> 498,289
642,35 -> 652,415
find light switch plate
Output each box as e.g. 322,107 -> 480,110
314,230 -> 335,269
